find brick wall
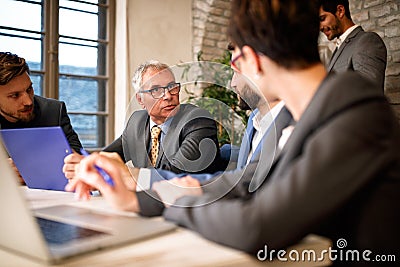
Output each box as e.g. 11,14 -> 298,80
192,0 -> 231,61
192,0 -> 400,119
350,0 -> 400,120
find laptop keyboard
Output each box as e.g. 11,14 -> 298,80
36,217 -> 109,245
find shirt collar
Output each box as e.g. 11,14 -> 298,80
252,101 -> 285,133
336,24 -> 359,48
149,117 -> 172,135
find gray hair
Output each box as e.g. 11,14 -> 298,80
131,60 -> 171,93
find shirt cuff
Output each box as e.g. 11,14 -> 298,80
136,168 -> 151,191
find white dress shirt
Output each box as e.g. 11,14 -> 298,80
277,125 -> 295,151
247,101 -> 285,164
335,24 -> 359,49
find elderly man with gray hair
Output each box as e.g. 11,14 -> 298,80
63,60 -> 223,182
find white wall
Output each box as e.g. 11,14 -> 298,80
114,0 -> 192,138
128,0 -> 192,68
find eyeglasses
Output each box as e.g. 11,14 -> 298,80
230,52 -> 243,72
140,82 -> 181,99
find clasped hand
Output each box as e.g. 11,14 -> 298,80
64,152 -> 140,212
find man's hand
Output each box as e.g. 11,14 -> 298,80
99,152 -> 138,191
152,176 -> 203,207
63,152 -> 84,179
8,158 -> 25,185
65,152 -> 140,212
169,176 -> 202,188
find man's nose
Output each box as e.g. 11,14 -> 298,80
21,92 -> 33,106
163,89 -> 172,100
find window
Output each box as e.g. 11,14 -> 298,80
0,0 -> 115,149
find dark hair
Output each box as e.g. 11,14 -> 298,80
228,0 -> 321,69
0,52 -> 30,85
318,0 -> 352,20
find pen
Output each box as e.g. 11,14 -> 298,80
80,148 -> 115,187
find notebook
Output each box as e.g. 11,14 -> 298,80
0,126 -> 72,191
0,140 -> 176,263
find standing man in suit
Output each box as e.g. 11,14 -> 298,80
67,0 -> 400,262
318,0 -> 387,89
64,60 -> 222,178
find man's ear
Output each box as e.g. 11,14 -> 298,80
242,45 -> 263,76
335,5 -> 346,19
136,93 -> 145,108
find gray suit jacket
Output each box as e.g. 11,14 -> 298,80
104,104 -> 223,174
138,72 -> 400,259
328,26 -> 387,89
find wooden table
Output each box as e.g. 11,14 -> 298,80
0,188 -> 332,267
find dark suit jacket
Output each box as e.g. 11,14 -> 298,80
104,104 -> 223,174
328,26 -> 387,89
138,72 -> 400,261
0,95 -> 82,152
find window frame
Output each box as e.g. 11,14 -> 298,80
0,0 -> 115,149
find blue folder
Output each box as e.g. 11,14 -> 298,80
0,126 -> 72,191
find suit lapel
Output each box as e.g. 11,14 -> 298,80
327,26 -> 363,72
248,107 -> 292,192
140,117 -> 151,166
327,46 -> 340,72
123,111 -> 152,167
154,105 -> 185,168
237,112 -> 256,169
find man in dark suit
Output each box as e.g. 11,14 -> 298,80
0,52 -> 82,152
318,0 -> 387,89
107,60 -> 223,175
64,60 -> 222,178
0,52 -> 82,183
67,0 -> 400,264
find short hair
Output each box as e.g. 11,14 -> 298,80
131,60 -> 171,93
0,52 -> 30,85
228,0 -> 321,70
318,0 -> 352,20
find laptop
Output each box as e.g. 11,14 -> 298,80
0,140 -> 176,263
0,126 -> 72,191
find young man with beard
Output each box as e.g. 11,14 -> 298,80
318,0 -> 387,89
0,52 -> 82,183
0,52 -> 82,152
